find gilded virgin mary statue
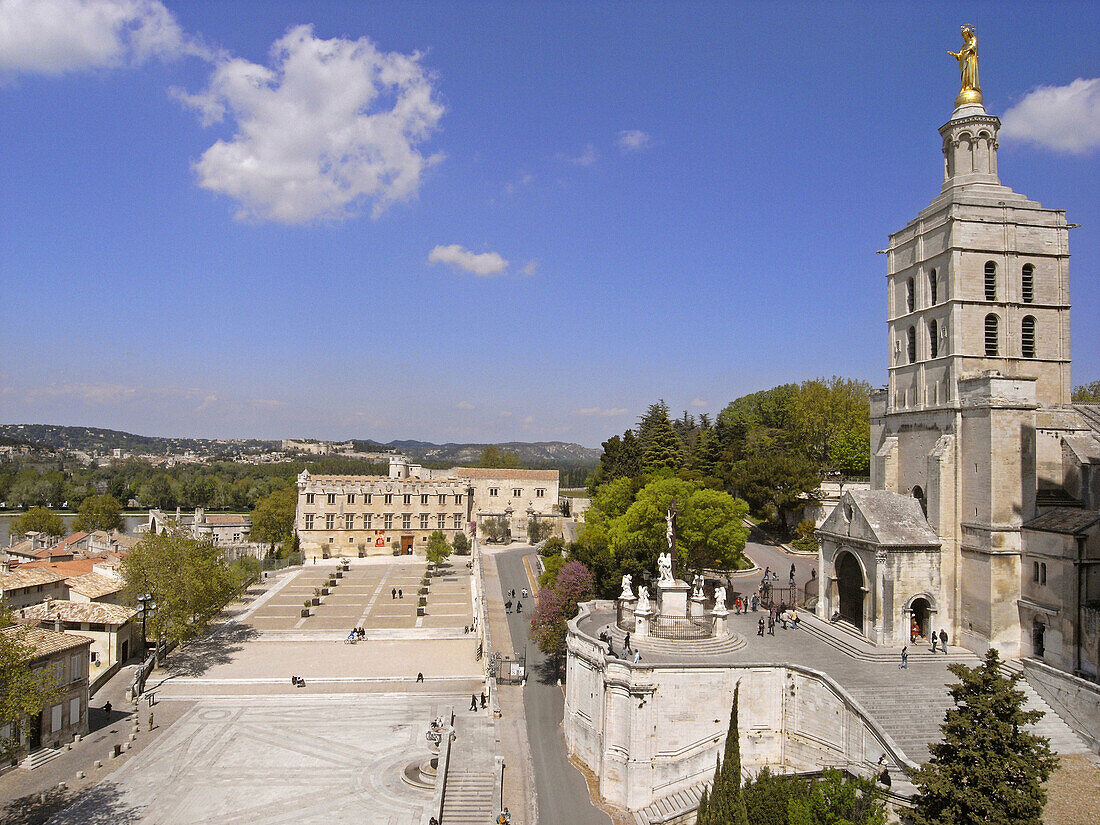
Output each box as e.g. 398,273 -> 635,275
948,25 -> 982,107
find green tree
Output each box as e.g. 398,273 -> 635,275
0,610 -> 63,761
476,446 -> 522,469
697,684 -> 749,825
121,533 -> 240,654
640,405 -> 684,472
480,517 -> 509,543
73,493 -> 123,533
11,506 -> 65,537
742,767 -> 811,825
539,536 -> 565,557
451,532 -> 470,555
910,648 -> 1058,825
529,560 -> 594,665
528,518 -> 552,543
787,768 -> 885,825
538,552 -> 567,588
139,473 -> 177,510
426,529 -> 452,566
250,486 -> 297,552
1072,380 -> 1100,402
730,434 -> 819,523
789,377 -> 871,475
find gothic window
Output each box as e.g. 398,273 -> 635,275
984,314 -> 999,356
326,493 -> 336,505
1022,316 -> 1036,358
1040,562 -> 1047,585
906,278 -> 915,313
1033,561 -> 1040,582
929,269 -> 938,305
1022,264 -> 1034,303
928,319 -> 939,358
984,261 -> 997,300
907,326 -> 917,363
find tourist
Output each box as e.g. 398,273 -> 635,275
470,693 -> 478,711
624,631 -> 631,650
790,563 -> 796,581
757,618 -> 765,637
398,589 -> 403,599
931,634 -> 938,653
522,588 -> 529,599
416,672 -> 424,682
830,610 -> 841,623
516,601 -> 522,613
899,647 -> 908,669
103,701 -> 112,719
505,600 -> 513,613
633,649 -> 641,664
392,587 -> 397,599
767,615 -> 775,635
751,593 -> 758,612
790,610 -> 799,629
480,691 -> 487,708
497,807 -> 511,824
939,628 -> 948,653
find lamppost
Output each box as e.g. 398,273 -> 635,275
136,593 -> 156,655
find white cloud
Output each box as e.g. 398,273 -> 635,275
177,24 -> 444,223
503,172 -> 533,195
566,144 -> 597,166
572,407 -> 629,418
1001,78 -> 1100,154
519,260 -> 538,276
617,129 -> 653,152
454,401 -> 475,410
691,397 -> 709,408
0,0 -> 201,75
428,244 -> 509,277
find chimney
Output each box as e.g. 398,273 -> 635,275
54,615 -> 62,633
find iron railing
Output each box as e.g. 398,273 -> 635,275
649,615 -> 715,640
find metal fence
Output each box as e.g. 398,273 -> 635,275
649,615 -> 715,640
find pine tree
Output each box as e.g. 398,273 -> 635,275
642,411 -> 684,472
910,648 -> 1058,825
697,685 -> 748,825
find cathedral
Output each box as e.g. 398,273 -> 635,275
816,32 -> 1100,682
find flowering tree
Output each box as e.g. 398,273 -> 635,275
530,560 -> 594,665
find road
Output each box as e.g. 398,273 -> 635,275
495,547 -> 612,825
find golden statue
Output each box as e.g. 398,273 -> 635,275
948,25 -> 982,107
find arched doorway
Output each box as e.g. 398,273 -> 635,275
910,597 -> 931,640
1033,621 -> 1046,658
835,551 -> 865,631
912,485 -> 927,517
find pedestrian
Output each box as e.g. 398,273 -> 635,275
497,807 -> 511,824
103,701 -> 112,719
480,691 -> 486,708
505,600 -> 512,613
416,672 -> 424,682
392,587 -> 397,599
810,567 -> 817,580
624,631 -> 631,650
607,639 -> 614,657
764,566 -> 770,580
516,601 -> 523,613
899,646 -> 908,669
758,617 -> 765,637
633,649 -> 641,664
751,593 -> 758,612
790,563 -> 796,581
939,628 -> 948,653
790,610 -> 800,629
522,588 -> 529,599
931,634 -> 938,653
399,588 -> 403,599
470,693 -> 478,711
767,615 -> 775,635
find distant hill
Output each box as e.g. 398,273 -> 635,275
0,425 -> 601,468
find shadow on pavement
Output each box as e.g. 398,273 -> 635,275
0,781 -> 142,825
160,622 -> 260,678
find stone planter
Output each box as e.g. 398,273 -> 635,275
320,587 -> 330,596
301,608 -> 311,617
418,596 -> 427,607
417,606 -> 426,616
335,571 -> 343,579
418,586 -> 429,596
311,597 -> 320,606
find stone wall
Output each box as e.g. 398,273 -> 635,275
1022,658 -> 1100,753
565,602 -> 914,812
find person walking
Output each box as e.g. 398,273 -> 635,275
931,634 -> 938,653
623,631 -> 631,651
899,646 -> 909,669
757,617 -> 765,637
398,589 -> 403,599
767,614 -> 775,635
939,628 -> 948,653
480,691 -> 487,708
416,672 -> 424,682
751,593 -> 758,612
470,693 -> 478,711
103,701 -> 112,719
391,587 -> 397,599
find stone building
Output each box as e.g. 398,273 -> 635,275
0,567 -> 69,610
0,625 -> 90,758
455,467 -> 560,542
816,82 -> 1100,684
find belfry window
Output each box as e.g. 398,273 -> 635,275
984,314 -> 999,356
929,269 -> 938,305
907,326 -> 916,363
1022,264 -> 1034,304
1022,315 -> 1036,358
928,319 -> 939,358
906,278 -> 915,313
984,261 -> 997,301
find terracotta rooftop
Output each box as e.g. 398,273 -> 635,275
453,467 -> 559,481
21,599 -> 136,625
18,557 -> 102,577
0,567 -> 68,592
200,514 -> 250,525
0,625 -> 91,659
66,571 -> 125,599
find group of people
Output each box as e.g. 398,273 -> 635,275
391,587 -> 404,599
346,626 -> 366,643
597,628 -> 642,663
469,691 -> 487,710
755,602 -> 799,636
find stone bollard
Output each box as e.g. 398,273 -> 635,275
129,733 -> 137,741
111,744 -> 122,759
148,713 -> 154,731
77,770 -> 85,779
58,782 -> 66,790
94,760 -> 103,769
73,734 -> 81,742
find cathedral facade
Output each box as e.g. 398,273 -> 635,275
817,86 -> 1100,680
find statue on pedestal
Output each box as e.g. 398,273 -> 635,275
692,573 -> 705,599
948,25 -> 982,107
657,552 -> 674,584
636,585 -> 651,613
620,574 -> 634,600
713,586 -> 727,612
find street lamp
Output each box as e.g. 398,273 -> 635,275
136,593 -> 156,655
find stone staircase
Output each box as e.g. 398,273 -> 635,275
20,746 -> 62,771
798,613 -> 979,665
440,770 -> 497,824
606,625 -> 747,657
632,782 -> 706,825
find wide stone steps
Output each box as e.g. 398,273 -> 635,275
632,781 -> 706,825
440,771 -> 496,825
798,613 -> 979,665
608,626 -> 746,657
21,746 -> 62,771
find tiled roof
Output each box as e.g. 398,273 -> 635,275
452,467 -> 559,481
66,571 -> 124,599
21,599 -> 136,625
18,558 -> 101,577
1023,508 -> 1100,535
0,625 -> 91,659
0,567 -> 67,592
55,532 -> 90,549
6,539 -> 36,558
201,514 -> 250,525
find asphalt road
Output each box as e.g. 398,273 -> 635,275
496,547 -> 612,825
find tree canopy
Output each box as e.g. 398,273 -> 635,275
530,560 -> 595,662
249,486 -> 298,549
73,493 -> 123,533
426,529 -> 452,566
11,506 -> 65,537
1072,380 -> 1100,402
910,648 -> 1058,825
476,446 -> 522,469
0,609 -> 63,760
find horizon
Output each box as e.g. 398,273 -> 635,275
2,2 -> 1098,450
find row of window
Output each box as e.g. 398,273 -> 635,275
900,314 -> 1037,363
903,262 -> 1037,314
306,492 -> 463,506
303,513 -> 464,531
487,487 -> 546,497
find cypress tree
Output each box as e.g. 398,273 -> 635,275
698,685 -> 748,825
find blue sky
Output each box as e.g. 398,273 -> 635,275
1,1 -> 1098,448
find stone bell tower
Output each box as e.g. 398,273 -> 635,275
841,27 -> 1075,655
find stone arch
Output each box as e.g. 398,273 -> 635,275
905,592 -> 937,641
834,549 -> 866,631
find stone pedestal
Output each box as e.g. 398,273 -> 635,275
689,595 -> 707,618
656,580 -> 690,619
634,607 -> 652,638
619,596 -> 637,629
713,608 -> 729,637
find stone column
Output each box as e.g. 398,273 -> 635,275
619,596 -> 637,630
712,606 -> 729,637
634,604 -> 652,638
690,593 -> 707,618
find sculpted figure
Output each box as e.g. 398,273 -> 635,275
948,25 -> 981,105
657,551 -> 674,584
665,508 -> 675,550
692,573 -> 705,599
636,585 -> 651,613
714,586 -> 727,610
620,574 -> 634,600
